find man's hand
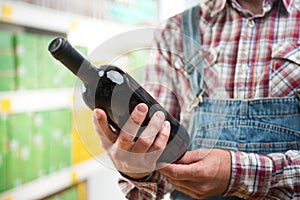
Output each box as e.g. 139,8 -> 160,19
159,149 -> 231,199
93,103 -> 170,180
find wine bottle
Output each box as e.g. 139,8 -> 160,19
48,37 -> 189,163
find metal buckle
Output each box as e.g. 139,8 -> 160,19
182,50 -> 205,74
187,89 -> 205,112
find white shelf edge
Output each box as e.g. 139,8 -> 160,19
0,88 -> 74,113
0,156 -> 109,200
0,1 -> 72,33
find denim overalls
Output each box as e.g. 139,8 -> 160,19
170,6 -> 300,200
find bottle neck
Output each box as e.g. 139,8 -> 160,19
74,59 -> 99,86
49,37 -> 98,86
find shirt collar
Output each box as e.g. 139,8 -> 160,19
210,0 -> 227,17
209,0 -> 295,17
282,0 -> 297,13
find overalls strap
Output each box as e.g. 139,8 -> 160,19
181,5 -> 204,101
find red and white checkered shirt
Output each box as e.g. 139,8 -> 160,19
119,0 -> 300,199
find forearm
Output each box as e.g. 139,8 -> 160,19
225,150 -> 300,199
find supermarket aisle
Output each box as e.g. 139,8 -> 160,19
0,0 -> 197,199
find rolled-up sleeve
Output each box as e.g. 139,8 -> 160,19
224,150 -> 300,199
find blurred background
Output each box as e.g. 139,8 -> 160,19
0,0 -> 200,199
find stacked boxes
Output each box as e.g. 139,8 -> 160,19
6,113 -> 33,189
3,109 -> 73,191
37,35 -> 59,89
14,33 -> 39,90
0,30 -> 15,91
0,30 -> 90,194
45,184 -> 78,200
0,114 -> 8,192
49,109 -> 72,172
32,111 -> 51,179
0,31 -> 85,91
37,35 -> 78,89
33,109 -> 72,175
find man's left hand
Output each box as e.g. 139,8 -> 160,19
159,149 -> 231,199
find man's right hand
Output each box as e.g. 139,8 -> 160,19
93,103 -> 170,180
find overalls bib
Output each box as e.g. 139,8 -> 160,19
170,6 -> 300,200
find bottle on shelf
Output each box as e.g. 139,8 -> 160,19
48,37 -> 189,163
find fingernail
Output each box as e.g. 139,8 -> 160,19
137,104 -> 147,113
94,109 -> 101,119
156,111 -> 165,120
163,121 -> 170,129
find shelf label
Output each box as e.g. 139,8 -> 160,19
1,98 -> 11,114
1,4 -> 13,22
71,20 -> 78,31
71,171 -> 78,184
2,196 -> 12,200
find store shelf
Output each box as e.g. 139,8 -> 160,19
0,1 -> 185,200
0,1 -> 72,34
0,88 -> 73,114
0,156 -> 108,200
0,0 -> 139,51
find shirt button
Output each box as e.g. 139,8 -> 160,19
248,20 -> 255,28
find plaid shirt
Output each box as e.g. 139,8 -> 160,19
119,0 -> 300,199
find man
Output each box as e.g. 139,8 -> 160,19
93,0 -> 300,199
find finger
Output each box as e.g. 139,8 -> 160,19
175,149 -> 205,164
115,103 -> 148,151
93,108 -> 117,146
159,163 -> 200,181
149,120 -> 170,152
131,111 -> 166,153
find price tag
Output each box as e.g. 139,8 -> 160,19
71,171 -> 78,184
1,98 -> 11,114
71,20 -> 78,31
2,196 -> 12,200
1,4 -> 13,21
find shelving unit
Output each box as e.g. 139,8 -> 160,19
0,0 -> 197,199
0,1 -> 132,199
0,88 -> 73,114
0,154 -> 126,200
0,157 -> 101,200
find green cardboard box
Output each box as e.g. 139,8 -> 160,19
128,50 -> 148,84
32,111 -> 51,179
0,114 -> 8,192
14,33 -> 39,90
6,113 -> 33,189
37,36 -> 84,89
0,30 -> 16,91
34,109 -> 72,173
37,35 -> 61,89
62,185 -> 78,199
51,109 -> 72,170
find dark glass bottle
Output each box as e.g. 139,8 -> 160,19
48,37 -> 189,163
